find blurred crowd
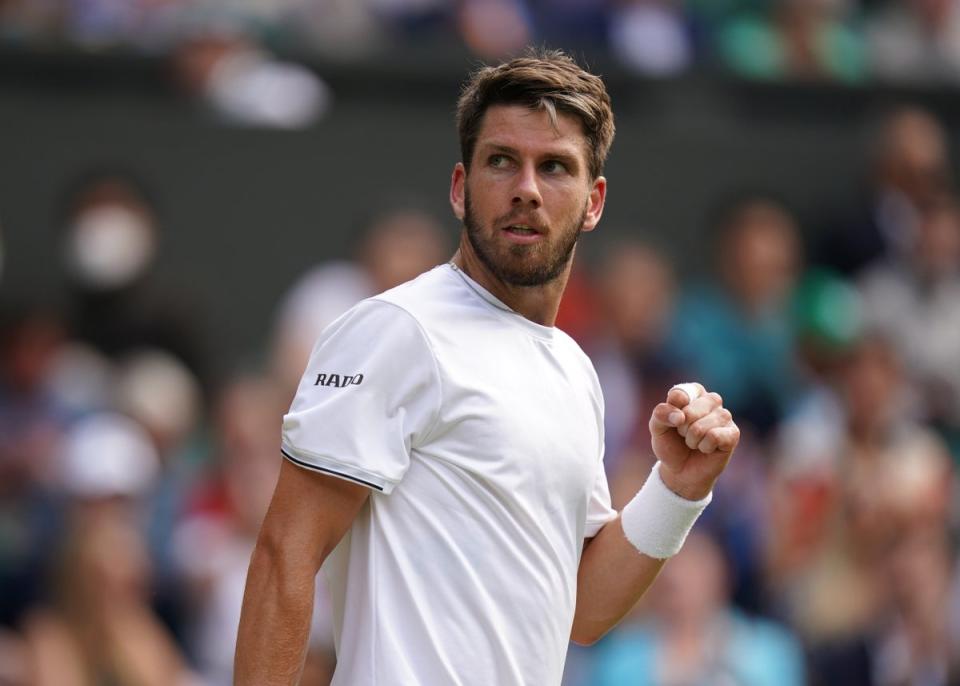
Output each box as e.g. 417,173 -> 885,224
5,0 -> 960,85
2,95 -> 960,685
3,4 -> 958,686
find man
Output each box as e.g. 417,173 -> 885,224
235,49 -> 739,685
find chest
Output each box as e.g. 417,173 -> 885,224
423,325 -> 602,511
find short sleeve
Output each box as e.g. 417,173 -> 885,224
281,299 -> 441,494
584,365 -> 616,538
584,460 -> 617,538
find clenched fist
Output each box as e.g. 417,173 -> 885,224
649,382 -> 740,501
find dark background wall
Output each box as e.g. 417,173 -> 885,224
2,51 -> 958,364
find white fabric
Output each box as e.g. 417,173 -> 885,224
620,461 -> 712,560
282,264 -> 616,685
671,382 -> 702,405
60,413 -> 159,498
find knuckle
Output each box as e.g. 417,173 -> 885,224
708,392 -> 723,405
719,408 -> 732,422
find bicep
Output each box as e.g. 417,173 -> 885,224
257,458 -> 370,572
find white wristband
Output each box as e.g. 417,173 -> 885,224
620,462 -> 712,559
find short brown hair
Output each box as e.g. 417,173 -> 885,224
456,48 -> 615,180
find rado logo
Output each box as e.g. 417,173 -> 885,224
314,373 -> 364,388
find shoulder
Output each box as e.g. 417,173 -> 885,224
371,264 -> 495,343
554,328 -> 604,405
555,328 -> 599,376
369,265 -> 453,317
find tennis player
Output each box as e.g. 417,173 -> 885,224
235,48 -> 739,685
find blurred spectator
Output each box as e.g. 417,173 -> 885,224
792,268 -> 863,388
115,350 -> 203,460
289,0 -> 385,59
528,0 -> 609,51
110,349 -> 208,632
5,0 -> 960,88
816,105 -> 953,276
810,525 -> 960,685
270,204 -> 450,398
60,169 -> 213,392
554,263 -> 603,347
584,240 -> 683,473
670,194 -> 803,436
0,306 -> 71,627
609,0 -> 693,77
18,412 -> 200,686
370,0 -> 452,39
171,34 -> 331,129
172,375 -> 335,685
858,196 -> 960,439
457,0 -> 531,60
0,306 -> 69,489
866,0 -> 960,84
57,413 -> 159,500
717,0 -> 864,82
767,335 -> 953,646
584,531 -> 806,686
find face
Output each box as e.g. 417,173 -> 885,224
450,104 -> 605,287
722,205 -> 799,311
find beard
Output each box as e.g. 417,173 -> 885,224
463,191 -> 587,287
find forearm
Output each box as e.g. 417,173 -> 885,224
573,460 -> 714,644
234,540 -> 317,686
571,516 -> 666,645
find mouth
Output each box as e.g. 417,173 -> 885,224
501,223 -> 544,244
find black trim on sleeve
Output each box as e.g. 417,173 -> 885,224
280,449 -> 385,492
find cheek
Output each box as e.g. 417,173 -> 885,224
466,182 -> 500,221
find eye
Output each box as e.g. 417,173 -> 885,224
541,159 -> 568,174
489,154 -> 512,169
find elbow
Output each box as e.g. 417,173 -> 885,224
569,621 -> 608,647
570,633 -> 599,647
248,525 -> 322,590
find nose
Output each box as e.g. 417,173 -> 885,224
512,162 -> 542,209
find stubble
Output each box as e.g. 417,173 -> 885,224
463,191 -> 586,287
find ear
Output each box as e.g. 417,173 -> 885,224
450,163 -> 466,221
581,176 -> 607,233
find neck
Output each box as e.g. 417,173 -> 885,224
451,232 -> 571,327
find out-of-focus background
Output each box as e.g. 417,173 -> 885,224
2,1 -> 960,684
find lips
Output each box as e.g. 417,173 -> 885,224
501,224 -> 543,244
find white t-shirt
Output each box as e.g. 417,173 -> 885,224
282,264 -> 617,685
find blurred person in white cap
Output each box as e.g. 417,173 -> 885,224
58,412 -> 160,500
112,348 -> 207,638
19,412 -> 203,686
237,48 -> 739,685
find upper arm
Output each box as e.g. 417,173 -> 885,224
281,299 -> 441,495
256,459 -> 370,573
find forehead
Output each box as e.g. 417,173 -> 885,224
474,104 -> 589,163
